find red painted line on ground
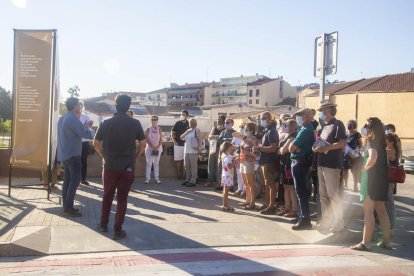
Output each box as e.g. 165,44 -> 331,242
10,247 -> 358,272
297,267 -> 406,276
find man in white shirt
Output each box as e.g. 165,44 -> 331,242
78,101 -> 94,185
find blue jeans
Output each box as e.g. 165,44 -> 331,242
292,158 -> 311,221
62,156 -> 81,210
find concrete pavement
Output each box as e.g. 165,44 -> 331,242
0,175 -> 413,275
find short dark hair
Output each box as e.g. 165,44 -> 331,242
385,124 -> 396,132
66,97 -> 79,111
115,94 -> 132,112
181,110 -> 189,116
218,115 -> 226,122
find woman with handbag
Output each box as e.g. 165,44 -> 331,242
277,119 -> 298,218
351,117 -> 392,251
385,133 -> 400,230
180,118 -> 202,187
144,115 -> 163,184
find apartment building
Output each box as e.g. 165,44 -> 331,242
246,77 -> 297,107
204,75 -> 266,105
167,82 -> 211,107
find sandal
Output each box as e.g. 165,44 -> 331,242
222,206 -> 235,212
260,207 -> 275,215
244,204 -> 256,210
238,202 -> 250,207
377,241 -> 392,250
256,205 -> 268,211
283,211 -> 298,218
350,243 -> 371,252
233,190 -> 242,196
276,209 -> 289,216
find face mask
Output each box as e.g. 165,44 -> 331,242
347,124 -> 354,131
319,111 -> 326,121
361,127 -> 368,137
385,129 -> 393,134
224,124 -> 231,129
245,130 -> 252,136
239,128 -> 244,133
260,119 -> 267,127
296,116 -> 303,126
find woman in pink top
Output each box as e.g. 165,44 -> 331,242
145,115 -> 163,184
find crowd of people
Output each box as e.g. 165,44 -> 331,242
57,94 -> 402,247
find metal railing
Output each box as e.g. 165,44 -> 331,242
0,134 -> 11,148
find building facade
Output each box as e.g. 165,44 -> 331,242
204,75 -> 266,106
167,82 -> 211,107
247,77 -> 297,107
297,72 -> 414,140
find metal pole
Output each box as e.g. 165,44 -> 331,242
47,30 -> 58,200
319,33 -> 326,102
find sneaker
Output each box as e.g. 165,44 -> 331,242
186,182 -> 196,187
81,180 -> 90,185
63,208 -> 82,217
98,224 -> 108,233
144,180 -> 150,184
113,230 -> 127,240
156,180 -> 162,184
181,181 -> 189,186
292,220 -> 312,230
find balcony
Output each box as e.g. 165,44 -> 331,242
212,91 -> 247,97
169,88 -> 200,95
169,97 -> 198,102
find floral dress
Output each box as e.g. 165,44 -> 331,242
221,153 -> 234,187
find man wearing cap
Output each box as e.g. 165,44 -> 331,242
289,108 -> 315,230
313,100 -> 346,232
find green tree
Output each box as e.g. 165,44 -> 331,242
0,86 -> 12,120
0,119 -> 12,134
67,85 -> 80,98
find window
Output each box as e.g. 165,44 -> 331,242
256,89 -> 260,97
249,90 -> 253,97
256,99 -> 259,104
249,99 -> 252,104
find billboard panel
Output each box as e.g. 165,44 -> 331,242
11,30 -> 56,170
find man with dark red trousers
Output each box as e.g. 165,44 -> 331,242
94,94 -> 146,240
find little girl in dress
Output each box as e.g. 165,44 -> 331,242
220,141 -> 235,212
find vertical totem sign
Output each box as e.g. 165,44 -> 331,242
11,30 -> 59,170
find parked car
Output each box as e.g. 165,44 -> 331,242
403,156 -> 414,174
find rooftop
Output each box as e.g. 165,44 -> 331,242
304,72 -> 414,96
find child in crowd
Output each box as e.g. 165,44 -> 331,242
232,131 -> 245,197
220,141 -> 235,212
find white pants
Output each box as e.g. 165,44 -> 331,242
145,150 -> 161,181
318,166 -> 344,228
236,169 -> 245,191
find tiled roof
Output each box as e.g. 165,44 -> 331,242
305,72 -> 414,96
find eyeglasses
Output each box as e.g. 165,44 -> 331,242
225,121 -> 233,124
151,119 -> 158,121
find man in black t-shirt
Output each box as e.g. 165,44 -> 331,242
171,110 -> 190,180
313,100 -> 346,233
94,94 -> 146,240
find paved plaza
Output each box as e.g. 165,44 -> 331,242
0,176 -> 413,275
